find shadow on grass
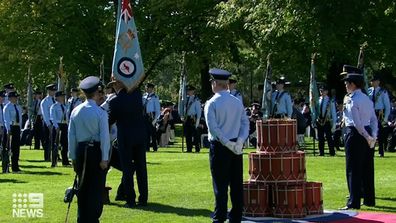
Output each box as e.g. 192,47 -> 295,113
109,202 -> 211,217
0,178 -> 27,183
19,164 -> 47,169
21,170 -> 64,176
372,205 -> 396,213
377,196 -> 396,202
22,159 -> 48,163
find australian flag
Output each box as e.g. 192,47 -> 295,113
112,0 -> 145,90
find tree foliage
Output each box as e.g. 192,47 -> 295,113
0,0 -> 395,103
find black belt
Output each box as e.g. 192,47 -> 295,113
210,138 -> 237,144
78,141 -> 100,148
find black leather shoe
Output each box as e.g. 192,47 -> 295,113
115,195 -> 126,201
137,201 -> 147,207
123,202 -> 136,208
362,202 -> 375,207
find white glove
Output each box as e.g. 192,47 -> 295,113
366,136 -> 376,148
225,141 -> 237,154
151,119 -> 157,126
195,120 -> 200,129
331,125 -> 336,133
234,138 -> 244,154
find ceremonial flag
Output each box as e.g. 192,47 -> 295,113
357,45 -> 369,93
112,0 -> 145,91
27,65 -> 34,122
261,54 -> 272,119
100,55 -> 105,84
57,57 -> 65,92
178,56 -> 187,119
309,53 -> 319,125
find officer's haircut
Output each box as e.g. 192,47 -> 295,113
214,79 -> 228,88
348,78 -> 365,89
84,91 -> 96,99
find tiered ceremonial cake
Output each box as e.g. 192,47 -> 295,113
243,119 -> 323,218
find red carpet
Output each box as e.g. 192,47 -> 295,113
241,210 -> 396,222
333,211 -> 396,223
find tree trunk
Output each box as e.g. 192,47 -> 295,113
200,57 -> 211,102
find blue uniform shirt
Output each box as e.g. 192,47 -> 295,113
183,95 -> 202,127
204,90 -> 249,145
68,99 -> 110,161
0,103 -> 5,127
271,90 -> 292,117
343,89 -> 378,139
368,87 -> 391,121
229,89 -> 243,104
67,96 -> 82,121
142,92 -> 160,119
50,102 -> 67,129
3,102 -> 23,132
40,95 -> 55,126
318,96 -> 337,128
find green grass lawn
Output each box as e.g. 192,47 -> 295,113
1,136 -> 396,222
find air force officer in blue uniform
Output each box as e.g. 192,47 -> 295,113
340,65 -> 378,210
204,68 -> 249,223
368,75 -> 391,157
68,76 -> 110,223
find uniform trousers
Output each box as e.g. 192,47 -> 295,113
209,140 -> 243,223
75,142 -> 106,223
33,115 -> 44,150
184,117 -> 200,152
42,122 -> 51,161
344,126 -> 373,208
52,123 -> 69,166
375,110 -> 387,156
8,126 -> 21,172
145,117 -> 157,151
317,121 -> 335,156
118,132 -> 148,205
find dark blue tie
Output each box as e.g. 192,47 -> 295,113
14,104 -> 19,123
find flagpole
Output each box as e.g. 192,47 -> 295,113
261,54 -> 272,120
178,53 -> 187,152
27,65 -> 33,150
309,53 -> 319,156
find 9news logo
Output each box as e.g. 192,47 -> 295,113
12,193 -> 44,218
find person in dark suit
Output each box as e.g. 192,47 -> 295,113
108,80 -> 148,208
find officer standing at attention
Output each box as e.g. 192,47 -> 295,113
183,85 -> 202,152
204,68 -> 249,223
32,90 -> 44,150
368,75 -> 390,157
271,78 -> 292,118
0,91 -> 5,148
316,85 -> 337,156
50,91 -> 70,167
3,83 -> 15,105
3,91 -> 23,173
68,76 -> 110,223
340,65 -> 378,210
228,78 -> 243,104
40,84 -> 57,161
142,83 -> 160,152
109,79 -> 148,207
67,88 -> 82,121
